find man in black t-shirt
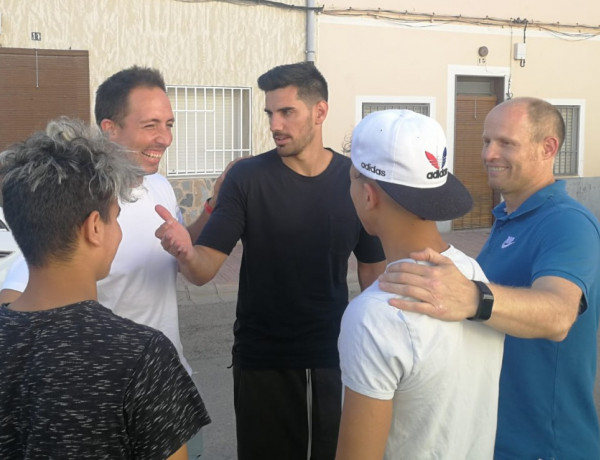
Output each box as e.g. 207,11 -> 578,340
0,118 -> 210,459
156,62 -> 385,459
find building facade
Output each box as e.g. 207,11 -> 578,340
0,0 -> 307,223
1,1 -> 599,227
316,0 -> 600,230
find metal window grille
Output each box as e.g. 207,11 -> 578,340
166,86 -> 252,177
362,102 -> 430,118
554,105 -> 579,176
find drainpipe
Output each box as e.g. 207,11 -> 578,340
306,0 -> 316,62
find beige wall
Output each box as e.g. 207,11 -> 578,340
0,0 -> 306,160
316,12 -> 600,178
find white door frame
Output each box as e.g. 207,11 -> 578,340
438,65 -> 510,232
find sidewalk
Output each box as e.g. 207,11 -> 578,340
176,227 -> 492,305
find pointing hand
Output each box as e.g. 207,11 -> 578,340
155,205 -> 194,260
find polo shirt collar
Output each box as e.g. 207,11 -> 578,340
492,180 -> 565,221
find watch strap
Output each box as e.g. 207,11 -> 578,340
467,280 -> 494,322
204,197 -> 214,215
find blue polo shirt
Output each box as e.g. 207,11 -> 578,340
477,181 -> 600,459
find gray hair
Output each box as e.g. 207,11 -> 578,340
0,117 -> 144,267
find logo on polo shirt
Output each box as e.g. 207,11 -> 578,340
501,236 -> 516,249
361,162 -> 386,177
425,148 -> 448,180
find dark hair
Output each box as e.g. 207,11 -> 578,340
94,66 -> 167,127
0,117 -> 143,267
257,62 -> 328,105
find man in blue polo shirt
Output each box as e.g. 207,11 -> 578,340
378,97 -> 600,459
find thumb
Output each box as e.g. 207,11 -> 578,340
155,204 -> 175,224
409,247 -> 452,265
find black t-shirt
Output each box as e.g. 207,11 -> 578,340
0,301 -> 210,459
198,149 -> 385,368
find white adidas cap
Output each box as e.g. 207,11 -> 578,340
351,109 -> 473,221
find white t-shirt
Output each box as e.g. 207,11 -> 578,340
2,174 -> 190,374
338,246 -> 504,459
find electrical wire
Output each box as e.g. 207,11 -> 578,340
171,1 -> 600,40
321,8 -> 600,41
173,0 -> 322,12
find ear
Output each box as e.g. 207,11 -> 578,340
81,210 -> 103,247
100,119 -> 117,139
541,135 -> 560,160
314,100 -> 329,125
362,181 -> 379,211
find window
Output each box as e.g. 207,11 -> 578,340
356,97 -> 435,125
554,105 -> 580,176
166,86 -> 251,177
362,102 -> 430,118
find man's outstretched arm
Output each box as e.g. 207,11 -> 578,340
378,248 -> 580,341
156,205 -> 228,286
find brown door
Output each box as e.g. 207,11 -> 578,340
0,48 -> 90,151
453,95 -> 497,230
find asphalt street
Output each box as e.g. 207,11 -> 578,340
179,298 -> 237,460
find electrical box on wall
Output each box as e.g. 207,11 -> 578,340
514,43 -> 527,60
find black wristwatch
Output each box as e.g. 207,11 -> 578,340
467,281 -> 494,321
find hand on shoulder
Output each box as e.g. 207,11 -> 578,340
378,248 -> 478,321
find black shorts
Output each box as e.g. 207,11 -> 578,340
233,366 -> 342,460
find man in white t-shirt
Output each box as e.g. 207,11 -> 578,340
0,66 -> 195,371
336,110 -> 504,459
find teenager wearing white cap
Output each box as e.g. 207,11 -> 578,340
335,110 -> 504,459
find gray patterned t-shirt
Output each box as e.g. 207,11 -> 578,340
0,300 -> 210,459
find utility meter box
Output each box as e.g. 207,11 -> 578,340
514,43 -> 527,60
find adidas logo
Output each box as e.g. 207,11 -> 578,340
361,162 -> 386,177
427,169 -> 448,179
425,149 -> 448,181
